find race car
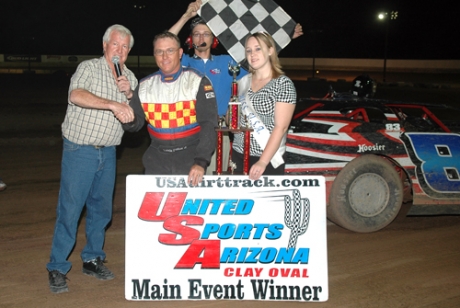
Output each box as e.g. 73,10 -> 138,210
285,91 -> 460,233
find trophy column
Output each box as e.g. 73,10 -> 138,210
215,63 -> 252,175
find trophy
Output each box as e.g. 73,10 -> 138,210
228,62 -> 241,129
216,62 -> 251,175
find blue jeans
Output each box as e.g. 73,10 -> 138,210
47,138 -> 116,274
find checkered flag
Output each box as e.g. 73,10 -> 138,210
198,0 -> 297,65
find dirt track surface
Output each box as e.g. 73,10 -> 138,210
1,72 -> 460,307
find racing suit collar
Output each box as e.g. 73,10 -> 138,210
159,66 -> 183,82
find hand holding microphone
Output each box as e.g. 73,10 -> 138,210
111,56 -> 132,100
112,56 -> 122,77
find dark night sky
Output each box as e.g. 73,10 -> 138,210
1,0 -> 459,59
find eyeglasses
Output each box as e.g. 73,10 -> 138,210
154,48 -> 178,56
192,33 -> 212,39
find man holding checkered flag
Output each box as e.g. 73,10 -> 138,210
169,0 -> 302,174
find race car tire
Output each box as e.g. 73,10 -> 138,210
328,154 -> 404,233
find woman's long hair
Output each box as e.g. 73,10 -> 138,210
245,32 -> 284,78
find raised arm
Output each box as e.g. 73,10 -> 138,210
169,0 -> 202,35
292,23 -> 304,39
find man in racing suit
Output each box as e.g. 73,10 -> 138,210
124,31 -> 217,185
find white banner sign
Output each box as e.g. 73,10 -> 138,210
125,175 -> 328,302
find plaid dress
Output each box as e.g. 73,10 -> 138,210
233,74 -> 296,156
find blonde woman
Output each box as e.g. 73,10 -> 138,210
232,32 -> 296,180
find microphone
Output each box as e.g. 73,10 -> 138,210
192,42 -> 207,49
112,56 -> 122,77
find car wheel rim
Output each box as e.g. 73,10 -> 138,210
349,173 -> 389,217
